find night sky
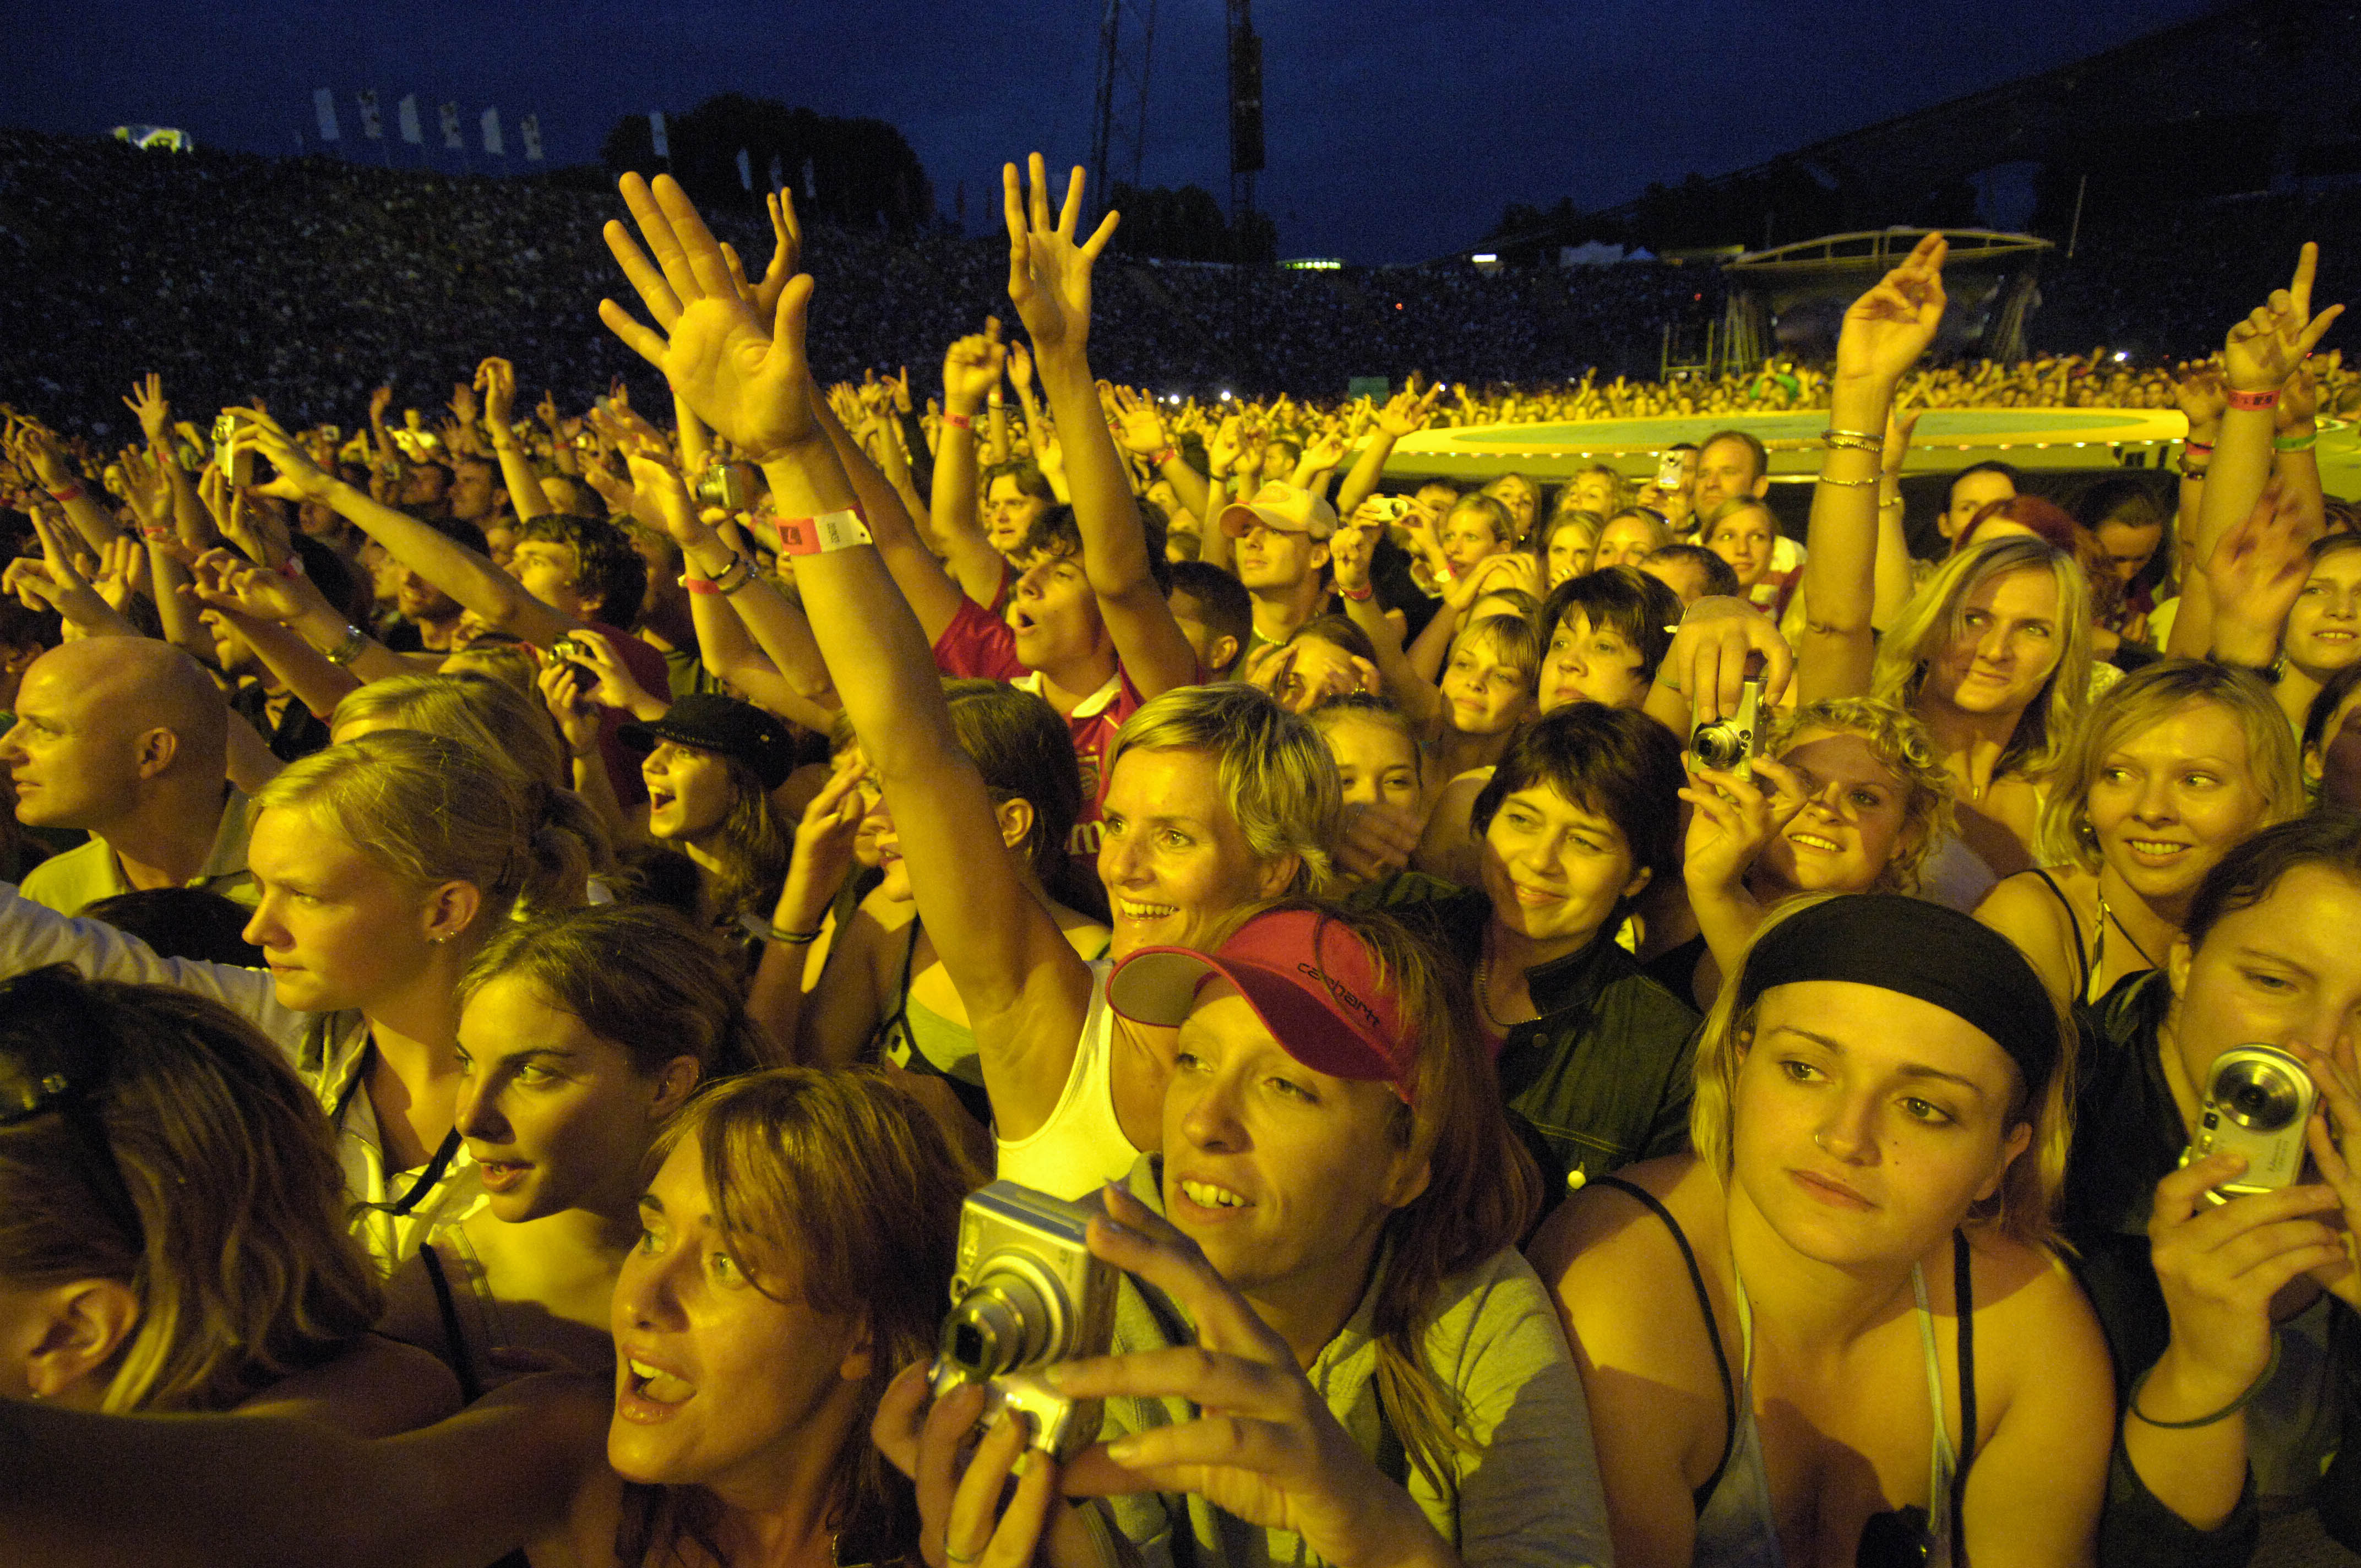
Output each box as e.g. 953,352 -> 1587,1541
1,0 -> 2218,262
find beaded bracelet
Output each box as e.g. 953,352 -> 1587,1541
2129,1337 -> 2280,1430
1815,473 -> 1880,488
738,913 -> 823,946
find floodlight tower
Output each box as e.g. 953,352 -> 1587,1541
1089,0 -> 1158,216
1226,0 -> 1264,228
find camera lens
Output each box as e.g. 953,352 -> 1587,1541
1692,726 -> 1738,769
940,1272 -> 1057,1379
2216,1059 -> 2299,1132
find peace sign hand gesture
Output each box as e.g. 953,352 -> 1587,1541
2224,243 -> 2343,393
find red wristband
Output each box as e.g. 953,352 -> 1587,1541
1339,581 -> 1375,602
276,556 -> 304,579
46,484 -> 84,504
1152,447 -> 1178,467
682,575 -> 723,596
943,412 -> 973,431
2183,439 -> 2215,454
2226,388 -> 2280,412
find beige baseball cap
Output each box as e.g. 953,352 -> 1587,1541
1218,480 -> 1340,542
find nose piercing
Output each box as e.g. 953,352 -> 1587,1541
1813,1126 -> 1832,1153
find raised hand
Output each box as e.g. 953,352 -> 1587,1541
122,373 -> 173,448
535,654 -> 604,760
1835,231 -> 1948,386
1108,384 -> 1169,456
1372,384 -> 1443,438
1008,339 -> 1034,393
1327,521 -> 1375,596
225,411 -> 336,503
2223,243 -> 2343,392
2175,361 -> 2228,430
942,322 -> 1008,410
623,451 -> 717,555
475,356 -> 519,427
2203,477 -> 2313,653
600,173 -> 817,461
448,379 -> 480,428
1001,154 -> 1118,362
1679,756 -> 1804,897
368,384 -> 394,424
187,546 -> 306,624
753,186 -> 803,325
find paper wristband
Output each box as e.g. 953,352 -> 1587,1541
771,509 -> 873,557
2226,388 -> 2280,412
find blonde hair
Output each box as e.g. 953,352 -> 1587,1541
2037,659 -> 2303,871
0,968 -> 380,1412
1688,896 -> 2074,1249
1873,535 -> 2093,781
332,672 -> 568,793
255,730 -> 593,929
1110,685 -> 1341,895
1765,698 -> 1955,894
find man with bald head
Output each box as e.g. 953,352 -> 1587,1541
0,637 -> 256,915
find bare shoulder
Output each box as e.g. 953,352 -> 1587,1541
1528,1156 -> 1713,1309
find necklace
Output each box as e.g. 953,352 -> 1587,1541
1472,958 -> 1514,1035
2097,886 -> 2161,972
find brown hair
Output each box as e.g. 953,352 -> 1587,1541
0,967 -> 381,1412
619,1070 -> 972,1560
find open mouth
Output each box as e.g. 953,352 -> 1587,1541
622,1354 -> 697,1414
1117,900 -> 1178,923
648,787 -> 676,813
1787,832 -> 1842,853
476,1158 -> 530,1193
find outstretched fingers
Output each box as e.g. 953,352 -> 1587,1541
616,175 -> 695,316
648,175 -> 740,304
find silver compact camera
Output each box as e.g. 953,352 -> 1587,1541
1689,677 -> 1764,780
694,462 -> 750,511
927,1180 -> 1118,1459
2180,1044 -> 2318,1204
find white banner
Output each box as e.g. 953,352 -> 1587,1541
649,110 -> 668,160
397,95 -> 422,145
313,88 -> 340,141
439,102 -> 463,150
520,115 -> 542,162
481,107 -> 504,156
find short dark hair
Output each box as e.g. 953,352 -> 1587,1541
1699,428 -> 1767,484
1167,560 -> 1252,676
982,460 -> 1054,504
2185,812 -> 2361,952
519,513 -> 648,629
1944,461 -> 2022,514
81,889 -> 262,967
1542,568 -> 1682,682
943,678 -> 1084,887
1643,542 -> 1740,599
1022,504 -> 1172,595
1469,704 -> 1684,901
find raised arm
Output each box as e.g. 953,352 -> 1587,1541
1334,385 -> 1441,521
236,411 -> 575,648
1002,156 -> 1200,697
2194,245 -> 2341,584
475,357 -> 553,522
596,172 -> 1096,1138
1799,231 -> 1947,704
928,323 -> 1020,606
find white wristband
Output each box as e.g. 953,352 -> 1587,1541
770,508 -> 872,557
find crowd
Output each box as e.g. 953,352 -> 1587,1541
0,141 -> 2357,1568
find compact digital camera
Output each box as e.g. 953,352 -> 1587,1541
694,463 -> 750,512
927,1180 -> 1118,1460
1655,449 -> 1689,491
1689,678 -> 1764,780
2180,1044 -> 2318,1204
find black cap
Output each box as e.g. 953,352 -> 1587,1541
619,694 -> 797,792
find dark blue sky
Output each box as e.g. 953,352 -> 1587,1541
0,0 -> 2218,262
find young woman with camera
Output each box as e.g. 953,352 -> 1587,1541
1529,894 -> 2116,1567
2064,814 -> 2361,1563
876,899 -> 1614,1568
1974,660 -> 2302,1013
0,728 -> 598,1269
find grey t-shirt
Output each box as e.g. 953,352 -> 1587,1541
1097,1157 -> 1612,1568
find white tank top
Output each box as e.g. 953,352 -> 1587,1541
993,960 -> 1142,1199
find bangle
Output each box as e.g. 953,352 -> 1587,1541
2275,431 -> 2319,453
738,913 -> 823,946
1816,473 -> 1880,488
1339,581 -> 1375,602
1879,495 -> 1906,509
1820,428 -> 1883,451
321,622 -> 368,667
710,555 -> 756,596
943,411 -> 973,432
45,483 -> 85,504
2227,387 -> 2281,412
771,508 -> 872,557
2129,1338 -> 2281,1430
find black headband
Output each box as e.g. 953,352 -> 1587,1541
1737,894 -> 2060,1095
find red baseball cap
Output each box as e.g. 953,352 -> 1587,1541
1107,907 -> 1416,1102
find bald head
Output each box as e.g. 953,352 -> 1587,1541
2,639 -> 229,832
